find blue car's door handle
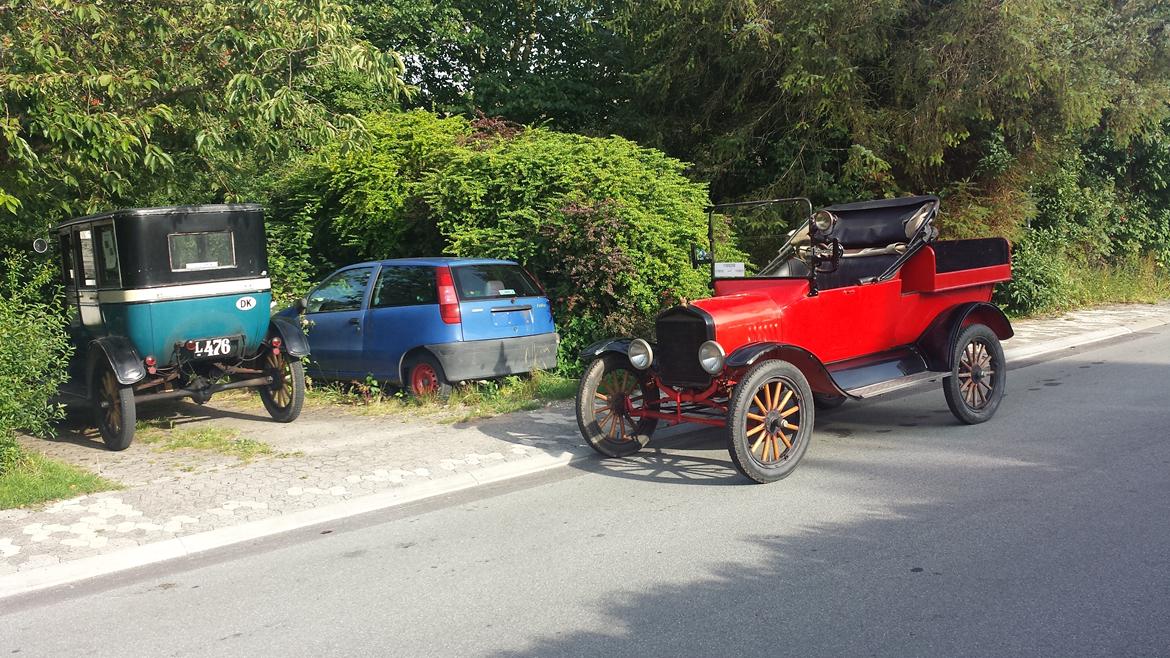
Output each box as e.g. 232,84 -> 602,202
348,317 -> 361,328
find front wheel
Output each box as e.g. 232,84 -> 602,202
93,364 -> 136,451
575,354 -> 659,457
726,360 -> 814,483
943,324 -> 1006,424
259,350 -> 305,423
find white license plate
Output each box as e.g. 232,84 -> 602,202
193,337 -> 239,359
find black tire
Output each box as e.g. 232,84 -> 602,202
726,360 -> 814,483
93,364 -> 136,451
943,323 -> 1006,424
575,354 -> 659,457
813,393 -> 847,410
404,354 -> 452,398
259,350 -> 306,423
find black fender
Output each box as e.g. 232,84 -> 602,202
269,316 -> 310,358
87,336 -> 146,387
916,302 -> 1014,371
579,337 -> 634,361
726,342 -> 852,398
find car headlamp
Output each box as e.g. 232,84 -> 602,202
628,338 -> 653,370
698,340 -> 725,375
812,210 -> 838,234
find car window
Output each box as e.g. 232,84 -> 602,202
77,228 -> 97,288
372,266 -> 437,308
59,233 -> 76,287
451,264 -> 541,300
168,231 -> 236,271
94,224 -> 121,288
306,267 -> 374,313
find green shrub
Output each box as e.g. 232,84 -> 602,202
0,255 -> 73,474
995,230 -> 1071,316
266,111 -> 714,373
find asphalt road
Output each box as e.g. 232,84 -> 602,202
4,326 -> 1170,657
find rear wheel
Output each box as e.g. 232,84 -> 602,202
405,354 -> 452,398
93,364 -> 135,451
726,360 -> 814,483
944,324 -> 1006,424
575,354 -> 659,457
259,349 -> 305,423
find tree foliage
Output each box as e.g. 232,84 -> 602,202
344,0 -> 627,130
0,0 -> 406,247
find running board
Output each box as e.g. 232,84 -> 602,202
827,347 -> 935,399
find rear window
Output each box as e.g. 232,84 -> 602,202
168,231 -> 236,271
451,264 -> 541,300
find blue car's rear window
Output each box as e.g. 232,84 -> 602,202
452,264 -> 541,299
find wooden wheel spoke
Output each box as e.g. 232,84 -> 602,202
594,392 -> 608,401
746,412 -> 766,422
752,394 -> 767,414
751,434 -> 767,457
777,431 -> 792,450
762,382 -> 774,410
746,423 -> 767,437
777,390 -> 794,414
780,404 -> 800,418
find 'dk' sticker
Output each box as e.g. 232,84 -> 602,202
236,296 -> 257,311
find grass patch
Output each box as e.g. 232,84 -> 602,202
0,451 -> 120,510
303,370 -> 578,422
136,422 -> 274,461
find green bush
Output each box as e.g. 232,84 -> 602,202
994,230 -> 1071,316
0,255 -> 73,474
266,111 -> 714,372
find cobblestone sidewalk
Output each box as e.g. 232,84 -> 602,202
3,301 -> 1169,588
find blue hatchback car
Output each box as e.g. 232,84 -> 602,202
284,258 -> 559,395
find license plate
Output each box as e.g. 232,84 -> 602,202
192,337 -> 239,359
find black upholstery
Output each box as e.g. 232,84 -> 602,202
822,195 -> 938,248
816,254 -> 899,290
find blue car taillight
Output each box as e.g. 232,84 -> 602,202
435,266 -> 462,324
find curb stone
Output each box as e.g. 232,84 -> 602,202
3,303 -> 1169,601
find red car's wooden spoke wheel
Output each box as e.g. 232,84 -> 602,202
259,347 -> 306,423
944,323 -> 1006,424
727,359 -> 814,483
576,354 -> 659,457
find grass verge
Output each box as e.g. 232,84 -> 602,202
0,450 -> 120,510
300,370 -> 578,422
135,421 -> 276,461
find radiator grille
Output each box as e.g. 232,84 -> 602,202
655,308 -> 713,387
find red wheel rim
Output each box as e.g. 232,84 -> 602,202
411,363 -> 439,395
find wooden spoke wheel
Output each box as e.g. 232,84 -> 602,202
575,354 -> 659,457
259,348 -> 306,423
726,360 -> 815,483
943,323 -> 1006,424
93,364 -> 136,451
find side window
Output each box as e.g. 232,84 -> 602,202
371,266 -> 437,308
77,228 -> 97,288
59,233 -> 76,287
94,225 -> 121,288
306,267 -> 374,313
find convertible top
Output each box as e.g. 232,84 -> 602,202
820,195 -> 938,248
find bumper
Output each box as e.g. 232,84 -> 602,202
427,333 -> 559,382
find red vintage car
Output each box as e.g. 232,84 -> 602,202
575,195 -> 1013,483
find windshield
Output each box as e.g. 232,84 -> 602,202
708,199 -> 813,279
